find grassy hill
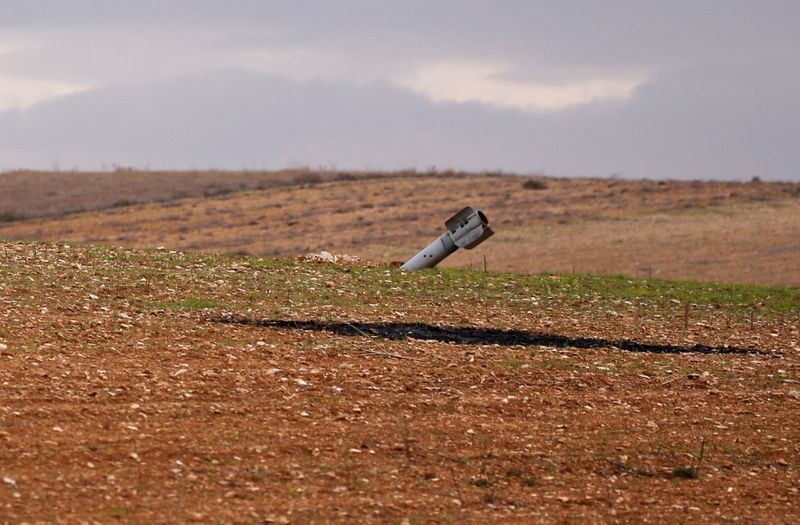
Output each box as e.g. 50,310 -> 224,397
1,240 -> 798,522
2,171 -> 799,285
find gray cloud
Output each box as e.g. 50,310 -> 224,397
0,1 -> 798,180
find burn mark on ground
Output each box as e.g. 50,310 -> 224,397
212,317 -> 770,355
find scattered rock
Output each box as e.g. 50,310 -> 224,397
298,251 -> 364,265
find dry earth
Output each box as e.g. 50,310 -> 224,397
0,169 -> 387,222
1,172 -> 799,285
1,241 -> 798,523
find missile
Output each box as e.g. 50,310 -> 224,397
401,206 -> 494,270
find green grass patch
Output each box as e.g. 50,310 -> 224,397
140,297 -> 220,310
528,272 -> 800,312
7,240 -> 799,320
334,263 -> 799,316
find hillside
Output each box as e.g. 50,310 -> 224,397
1,241 -> 798,522
0,169 -> 388,222
1,171 -> 799,285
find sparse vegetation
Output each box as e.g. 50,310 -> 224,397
1,167 -> 799,523
0,168 -> 424,222
2,171 -> 797,286
292,172 -> 323,184
0,211 -> 23,222
0,240 -> 797,522
522,178 -> 548,190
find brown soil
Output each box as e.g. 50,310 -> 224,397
0,169 -> 392,222
1,173 -> 799,285
0,242 -> 798,523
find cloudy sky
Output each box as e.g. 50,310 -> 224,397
1,1 -> 798,180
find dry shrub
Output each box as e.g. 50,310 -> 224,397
522,179 -> 548,190
0,211 -> 24,222
293,173 -> 323,185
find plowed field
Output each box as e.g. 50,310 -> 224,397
1,241 -> 798,523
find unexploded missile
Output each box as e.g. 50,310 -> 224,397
400,206 -> 494,270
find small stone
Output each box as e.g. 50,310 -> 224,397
0,343 -> 8,351
129,452 -> 140,462
2,476 -> 16,486
646,420 -> 659,431
687,373 -> 700,380
295,378 -> 308,386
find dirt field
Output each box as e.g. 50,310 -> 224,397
1,241 -> 798,523
1,172 -> 799,285
0,169 -> 393,222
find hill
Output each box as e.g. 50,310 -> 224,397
0,241 -> 798,522
1,171 -> 799,285
0,168 -> 390,222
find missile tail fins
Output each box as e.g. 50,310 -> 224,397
462,225 -> 494,250
445,206 -> 476,231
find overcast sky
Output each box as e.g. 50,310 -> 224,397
1,1 -> 798,180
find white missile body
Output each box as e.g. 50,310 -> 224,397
400,206 -> 494,270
